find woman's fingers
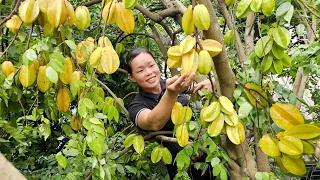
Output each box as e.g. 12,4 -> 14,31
166,75 -> 179,86
193,84 -> 202,93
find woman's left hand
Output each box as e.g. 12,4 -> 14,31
193,79 -> 214,94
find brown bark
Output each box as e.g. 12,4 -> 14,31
197,0 -> 235,98
293,1 -> 316,109
244,13 -> 255,55
293,68 -> 303,94
135,5 -> 180,23
254,125 -> 270,172
160,0 -> 185,25
217,0 -> 246,62
0,153 -> 26,180
296,75 -> 308,108
221,136 -> 257,180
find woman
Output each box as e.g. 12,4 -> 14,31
126,48 -> 214,179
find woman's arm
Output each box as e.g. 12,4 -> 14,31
137,73 -> 195,131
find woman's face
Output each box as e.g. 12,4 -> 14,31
128,52 -> 161,92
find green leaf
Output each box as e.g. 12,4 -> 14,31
255,172 -> 270,180
88,141 -> 102,156
236,0 -> 253,18
238,102 -> 253,119
116,164 -> 125,174
273,58 -> 283,74
124,134 -> 136,148
45,66 -> 58,83
83,98 -> 94,109
288,93 -> 297,105
271,44 -> 285,59
133,135 -> 145,154
65,40 -> 76,50
70,80 -> 84,97
233,88 -> 242,99
283,6 -> 294,23
273,26 -> 291,48
89,117 -> 103,125
62,124 -> 73,136
213,163 -> 221,176
161,147 -> 172,164
0,138 -> 9,142
151,146 -> 162,163
254,36 -> 273,58
296,24 -> 305,37
185,146 -> 193,156
49,51 -> 65,63
78,103 -> 87,118
250,0 -> 262,12
56,152 -> 67,168
63,148 -> 79,157
261,54 -> 273,72
38,123 -> 51,141
108,151 -> 119,159
49,59 -> 64,73
108,106 -> 119,122
220,168 -> 228,180
275,2 -> 291,17
100,165 -> 105,179
125,166 -> 137,174
188,121 -> 197,131
25,49 -> 37,61
210,157 -> 221,167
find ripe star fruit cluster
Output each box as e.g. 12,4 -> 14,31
1,36 -> 120,114
102,0 -> 136,33
259,102 -> 320,176
167,36 -> 222,76
6,0 -> 137,35
171,96 -> 246,147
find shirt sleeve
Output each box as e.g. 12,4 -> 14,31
127,103 -> 149,126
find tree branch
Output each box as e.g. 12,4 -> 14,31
253,121 -> 270,172
116,33 -> 154,44
217,0 -> 246,62
0,0 -> 21,27
298,0 -> 320,18
0,24 -> 21,59
94,78 -> 129,117
196,0 -> 235,98
83,0 -> 101,7
135,4 -> 180,22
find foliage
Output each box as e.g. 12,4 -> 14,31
0,0 -> 319,179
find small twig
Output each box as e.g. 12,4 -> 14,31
172,28 -> 183,46
95,78 -> 129,117
0,0 -> 21,27
116,33 -> 154,44
18,92 -> 26,123
0,24 -> 22,59
26,89 -> 38,115
298,0 -> 320,18
236,79 -> 275,136
123,91 -> 138,100
26,24 -> 34,50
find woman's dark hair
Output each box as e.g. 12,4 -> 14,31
125,48 -> 154,74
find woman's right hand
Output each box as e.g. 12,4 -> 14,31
166,73 -> 195,95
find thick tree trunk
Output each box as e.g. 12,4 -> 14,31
254,125 -> 270,172
197,0 -> 235,98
